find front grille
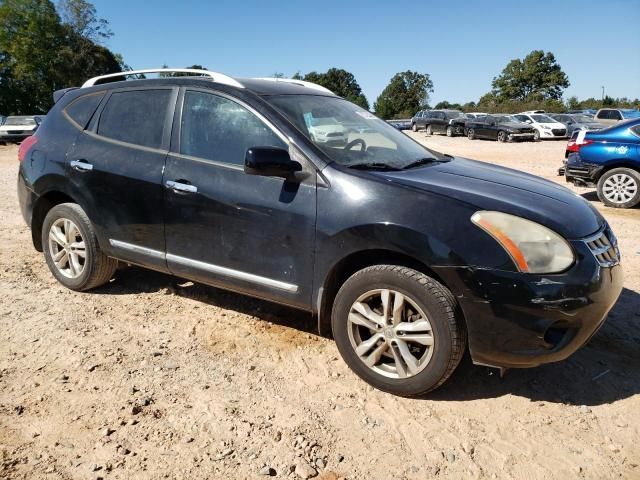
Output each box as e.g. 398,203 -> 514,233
585,227 -> 620,267
519,128 -> 534,133
552,128 -> 567,136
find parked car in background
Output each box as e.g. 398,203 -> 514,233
594,108 -> 640,125
410,110 -> 428,131
17,68 -> 623,396
521,110 -> 545,114
466,115 -> 536,142
423,109 -> 466,136
387,119 -> 412,130
0,115 -> 43,143
567,109 -> 597,116
549,113 -> 606,136
307,115 -> 348,146
465,112 -> 487,118
512,113 -> 567,140
564,118 -> 640,208
0,115 -> 6,126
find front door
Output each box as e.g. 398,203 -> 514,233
163,89 -> 317,309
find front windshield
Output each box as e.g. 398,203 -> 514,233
5,117 -> 35,126
531,114 -> 556,123
572,115 -> 594,123
266,95 -> 440,169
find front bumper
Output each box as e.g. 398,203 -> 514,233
435,234 -> 623,368
508,132 -> 536,141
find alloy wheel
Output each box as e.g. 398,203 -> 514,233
602,173 -> 638,204
48,218 -> 86,278
347,289 -> 435,379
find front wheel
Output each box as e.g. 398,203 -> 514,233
331,265 -> 466,397
533,130 -> 541,141
597,168 -> 640,208
42,203 -> 118,291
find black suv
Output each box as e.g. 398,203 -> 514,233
18,69 -> 623,397
420,109 -> 466,136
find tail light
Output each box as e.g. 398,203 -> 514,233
18,135 -> 38,162
566,137 -> 593,154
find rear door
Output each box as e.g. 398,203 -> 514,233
66,87 -> 176,271
162,88 -> 317,309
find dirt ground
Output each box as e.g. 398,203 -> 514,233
1,135 -> 638,480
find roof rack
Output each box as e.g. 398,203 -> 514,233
251,77 -> 333,94
81,68 -> 244,89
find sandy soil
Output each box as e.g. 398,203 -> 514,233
1,136 -> 638,480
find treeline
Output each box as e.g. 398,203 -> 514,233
0,0 -> 125,115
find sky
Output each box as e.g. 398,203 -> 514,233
92,0 -> 640,107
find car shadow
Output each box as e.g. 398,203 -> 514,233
95,267 -> 640,406
93,265 -> 317,334
580,191 -> 599,201
431,287 -> 640,406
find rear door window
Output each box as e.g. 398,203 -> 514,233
97,89 -> 172,149
64,92 -> 105,129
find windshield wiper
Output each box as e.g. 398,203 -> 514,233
400,157 -> 437,170
348,162 -> 401,171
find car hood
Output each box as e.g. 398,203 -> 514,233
536,122 -> 566,128
310,124 -> 345,134
377,157 -> 603,239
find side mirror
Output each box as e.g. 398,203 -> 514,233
244,147 -> 302,178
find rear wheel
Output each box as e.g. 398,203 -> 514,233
425,125 -> 433,136
597,168 -> 640,208
411,123 -> 418,132
331,265 -> 465,397
446,126 -> 454,137
467,128 -> 475,140
42,203 -> 118,291
497,130 -> 507,142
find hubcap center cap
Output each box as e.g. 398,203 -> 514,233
383,327 -> 395,341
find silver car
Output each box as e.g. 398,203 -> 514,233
550,114 -> 606,136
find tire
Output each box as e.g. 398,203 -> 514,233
467,128 -> 475,140
596,168 -> 640,209
497,130 -> 507,143
446,126 -> 454,137
331,265 -> 466,397
425,125 -> 433,136
533,130 -> 541,141
42,203 -> 118,291
411,123 -> 418,132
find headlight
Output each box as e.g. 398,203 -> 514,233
471,211 -> 574,273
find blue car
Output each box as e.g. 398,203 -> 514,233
565,118 -> 640,208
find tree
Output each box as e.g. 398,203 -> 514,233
435,100 -> 462,110
373,71 -> 433,119
0,0 -> 124,114
491,50 -> 569,101
57,0 -> 112,43
295,68 -> 369,109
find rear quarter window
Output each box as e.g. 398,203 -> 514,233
97,89 -> 172,149
64,92 -> 105,129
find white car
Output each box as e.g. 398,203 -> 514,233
511,113 -> 567,140
0,115 -> 43,143
307,116 -> 348,146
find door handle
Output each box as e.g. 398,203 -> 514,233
166,180 -> 198,194
70,160 -> 93,171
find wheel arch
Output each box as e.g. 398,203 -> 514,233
31,190 -> 78,251
595,161 -> 640,182
315,248 -> 457,337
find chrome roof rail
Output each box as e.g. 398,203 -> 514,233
251,77 -> 334,95
81,68 -> 244,89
